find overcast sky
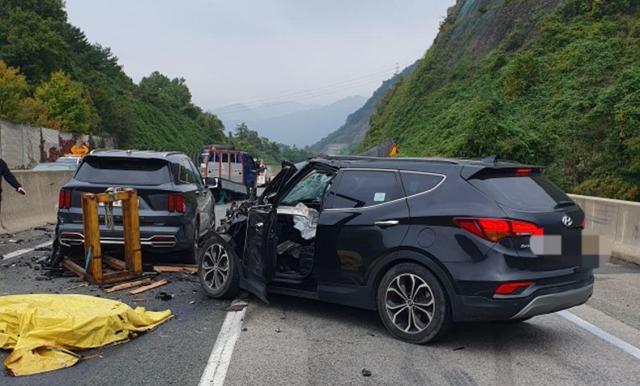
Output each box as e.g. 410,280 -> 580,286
65,0 -> 452,109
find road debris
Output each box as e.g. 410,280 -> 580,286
80,353 -> 104,361
154,265 -> 198,274
65,282 -> 89,291
155,291 -> 174,301
224,299 -> 248,311
362,369 -> 372,377
0,294 -> 172,376
104,278 -> 152,293
128,279 -> 169,295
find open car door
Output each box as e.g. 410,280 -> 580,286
241,204 -> 276,303
240,161 -> 299,302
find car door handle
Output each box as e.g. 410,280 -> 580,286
375,220 -> 399,227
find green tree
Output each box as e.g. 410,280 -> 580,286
0,60 -> 29,121
34,71 -> 99,133
0,8 -> 68,83
138,71 -> 194,112
196,111 -> 225,143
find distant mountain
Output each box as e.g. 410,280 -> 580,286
311,62 -> 420,155
214,101 -> 316,125
214,96 -> 367,147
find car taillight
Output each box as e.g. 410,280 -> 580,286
58,189 -> 71,209
454,217 -> 543,242
167,193 -> 186,213
515,168 -> 532,176
581,216 -> 586,229
495,281 -> 534,295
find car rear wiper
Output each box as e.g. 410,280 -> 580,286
554,200 -> 575,209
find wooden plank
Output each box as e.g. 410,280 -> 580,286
158,264 -> 198,269
82,194 -> 102,283
100,271 -> 140,285
154,265 -> 197,273
122,189 -> 142,275
104,278 -> 152,293
61,259 -> 86,279
128,279 -> 168,295
103,256 -> 127,271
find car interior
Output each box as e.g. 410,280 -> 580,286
272,167 -> 336,281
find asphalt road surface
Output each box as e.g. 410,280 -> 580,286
1,201 -> 640,385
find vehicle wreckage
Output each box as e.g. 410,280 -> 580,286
198,156 -> 595,344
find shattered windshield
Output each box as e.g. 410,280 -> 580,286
281,170 -> 333,206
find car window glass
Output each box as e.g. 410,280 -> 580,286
400,172 -> 444,196
188,159 -> 204,188
281,170 -> 333,206
174,158 -> 200,185
75,158 -> 171,185
329,170 -> 402,208
469,174 -> 570,211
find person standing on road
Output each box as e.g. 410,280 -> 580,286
0,158 -> 26,214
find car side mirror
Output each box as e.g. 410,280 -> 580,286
203,177 -> 217,188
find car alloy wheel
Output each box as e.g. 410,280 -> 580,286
201,243 -> 229,291
377,262 -> 450,344
385,273 -> 435,334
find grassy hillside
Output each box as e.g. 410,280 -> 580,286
360,0 -> 640,200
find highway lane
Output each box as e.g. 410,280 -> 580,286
224,289 -> 640,385
0,204 -> 232,386
223,261 -> 640,386
1,200 -> 639,385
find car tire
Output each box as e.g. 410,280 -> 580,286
377,262 -> 451,344
198,233 -> 240,299
185,220 -> 201,264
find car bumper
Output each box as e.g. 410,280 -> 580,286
509,284 -> 593,319
57,223 -> 193,252
452,276 -> 594,322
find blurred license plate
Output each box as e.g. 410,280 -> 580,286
99,200 -> 122,207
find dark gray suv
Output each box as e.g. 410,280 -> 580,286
56,150 -> 215,262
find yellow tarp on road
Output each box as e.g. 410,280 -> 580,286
0,294 -> 172,376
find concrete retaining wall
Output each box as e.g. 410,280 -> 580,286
0,119 -> 115,169
0,170 -> 74,234
569,194 -> 640,266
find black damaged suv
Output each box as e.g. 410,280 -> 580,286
198,156 -> 597,343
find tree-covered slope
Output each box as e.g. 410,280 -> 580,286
311,61 -> 419,155
360,0 -> 640,200
0,0 -> 225,155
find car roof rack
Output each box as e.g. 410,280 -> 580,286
317,155 -> 461,165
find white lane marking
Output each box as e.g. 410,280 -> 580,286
558,310 -> 640,360
199,307 -> 247,386
1,241 -> 53,260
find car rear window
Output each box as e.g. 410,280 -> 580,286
330,170 -> 403,208
400,172 -> 444,196
75,157 -> 171,186
469,174 -> 571,211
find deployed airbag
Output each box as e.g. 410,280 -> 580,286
0,294 -> 173,376
277,203 -> 318,240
